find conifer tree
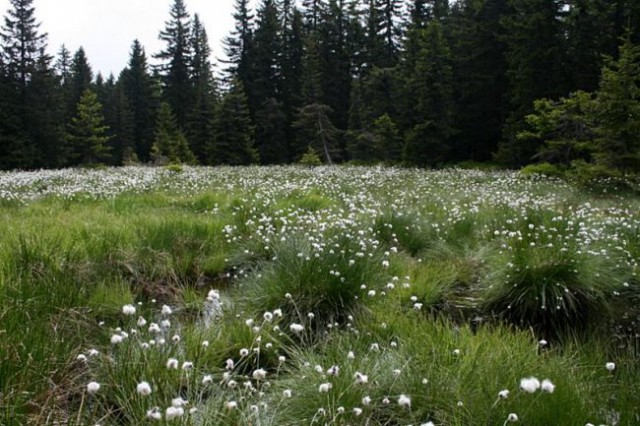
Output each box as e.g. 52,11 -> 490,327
212,81 -> 258,165
120,39 -> 159,162
449,0 -> 509,161
593,34 -> 640,171
66,89 -> 111,166
69,47 -> 93,112
223,0 -> 254,86
155,0 -> 192,129
151,101 -> 195,164
496,0 -> 569,166
404,21 -> 455,166
187,14 -> 217,163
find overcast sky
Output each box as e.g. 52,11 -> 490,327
0,0 -> 257,77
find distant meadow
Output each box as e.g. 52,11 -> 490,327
0,166 -> 638,425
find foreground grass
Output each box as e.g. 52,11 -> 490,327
0,166 -> 638,425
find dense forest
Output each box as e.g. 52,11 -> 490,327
0,0 -> 639,172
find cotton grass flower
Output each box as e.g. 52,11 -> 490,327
166,358 -> 179,369
398,394 -> 411,408
541,379 -> 555,393
87,381 -> 100,394
606,362 -> 616,371
171,397 -> 187,407
283,389 -> 292,398
354,372 -> 368,384
252,368 -> 267,380
318,382 -> 332,393
146,407 -> 162,420
110,334 -> 124,344
498,389 -> 510,399
519,376 -> 541,393
165,406 -> 183,420
122,304 -> 136,315
202,374 -> 213,385
289,323 -> 304,333
506,413 -> 519,422
136,381 -> 152,396
161,305 -> 173,315
353,407 -> 363,416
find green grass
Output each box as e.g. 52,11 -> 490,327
0,166 -> 638,425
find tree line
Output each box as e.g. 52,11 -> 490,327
1,0 -> 639,171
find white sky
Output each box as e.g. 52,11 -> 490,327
0,0 -> 258,77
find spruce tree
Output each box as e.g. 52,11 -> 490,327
66,89 -> 111,166
404,21 -> 455,166
120,39 -> 159,162
223,0 -> 254,86
187,14 -> 217,163
151,101 -> 195,164
212,81 -> 258,165
155,0 -> 192,129
69,47 -> 93,112
449,0 -> 509,161
593,34 -> 640,171
496,0 -> 569,166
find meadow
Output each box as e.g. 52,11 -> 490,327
0,166 -> 638,425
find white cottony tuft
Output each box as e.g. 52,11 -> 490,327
541,379 -> 555,393
606,362 -> 616,371
398,394 -> 411,408
289,323 -> 304,333
354,371 -> 368,384
166,358 -> 179,369
122,304 -> 136,315
87,381 -> 100,394
498,389 -> 510,399
318,382 -> 332,393
136,381 -> 152,396
519,376 -> 541,393
161,305 -> 173,315
507,413 -> 519,422
252,368 -> 267,380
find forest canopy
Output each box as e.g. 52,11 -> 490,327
0,0 -> 639,173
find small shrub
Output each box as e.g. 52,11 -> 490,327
298,145 -> 323,166
520,162 -> 566,177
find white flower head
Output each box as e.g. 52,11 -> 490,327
354,372 -> 368,385
165,406 -> 184,420
289,323 -> 304,333
283,389 -> 292,398
362,395 -> 372,405
202,374 -> 213,385
146,407 -> 162,420
327,365 -> 340,376
87,381 -> 100,394
498,389 -> 510,399
507,413 -> 519,422
541,379 -> 555,393
398,394 -> 411,408
606,362 -> 616,372
166,358 -> 179,369
110,334 -> 124,345
161,305 -> 173,315
136,381 -> 152,396
226,358 -> 235,370
181,361 -> 194,371
318,382 -> 332,393
520,376 -> 541,393
239,348 -> 249,357
122,304 -> 136,315
171,397 -> 187,407
252,368 -> 267,380
353,407 -> 363,416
